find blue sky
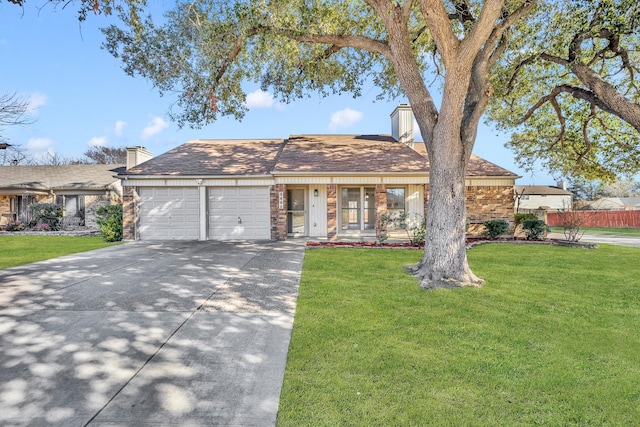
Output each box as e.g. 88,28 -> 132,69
0,3 -> 554,185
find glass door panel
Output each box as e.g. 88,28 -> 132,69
364,187 -> 376,229
287,189 -> 306,235
341,188 -> 361,230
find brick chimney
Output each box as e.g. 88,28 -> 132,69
126,146 -> 153,170
390,104 -> 415,147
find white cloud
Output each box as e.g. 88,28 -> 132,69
114,120 -> 128,137
140,116 -> 169,140
245,89 -> 275,109
25,93 -> 48,115
88,136 -> 109,147
328,108 -> 364,132
26,137 -> 53,151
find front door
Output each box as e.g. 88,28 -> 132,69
287,188 -> 306,236
340,187 -> 376,232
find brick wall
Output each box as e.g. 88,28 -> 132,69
270,184 -> 288,241
0,196 -> 10,217
122,186 -> 137,240
466,185 -> 515,235
375,184 -> 387,240
326,184 -> 337,240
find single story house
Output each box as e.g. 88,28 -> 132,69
514,182 -> 573,212
586,197 -> 640,211
0,164 -> 124,228
119,106 -> 518,241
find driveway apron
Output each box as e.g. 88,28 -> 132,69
0,240 -> 305,426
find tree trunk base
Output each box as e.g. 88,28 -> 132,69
405,264 -> 485,290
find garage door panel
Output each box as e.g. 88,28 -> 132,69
208,187 -> 270,240
139,187 -> 200,240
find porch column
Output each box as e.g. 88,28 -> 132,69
375,184 -> 387,241
122,186 -> 137,241
326,184 -> 337,240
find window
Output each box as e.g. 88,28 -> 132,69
386,187 -> 405,215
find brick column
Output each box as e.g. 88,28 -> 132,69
423,184 -> 430,216
375,184 -> 387,240
326,184 -> 337,240
270,184 -> 288,241
122,186 -> 137,241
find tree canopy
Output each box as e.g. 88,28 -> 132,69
487,0 -> 640,181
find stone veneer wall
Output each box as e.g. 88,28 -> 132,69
326,184 -> 337,240
0,196 -> 10,217
83,195 -> 115,229
270,184 -> 288,241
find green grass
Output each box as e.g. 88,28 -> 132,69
0,235 -> 121,269
550,226 -> 640,236
278,245 -> 640,426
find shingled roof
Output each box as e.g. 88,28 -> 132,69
0,164 -> 124,192
121,135 -> 517,178
124,139 -> 285,176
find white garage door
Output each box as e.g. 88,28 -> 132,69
139,187 -> 200,240
208,187 -> 270,240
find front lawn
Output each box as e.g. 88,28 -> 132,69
0,235 -> 121,269
278,245 -> 640,426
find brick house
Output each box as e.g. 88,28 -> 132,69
118,106 -> 517,241
0,164 -> 124,228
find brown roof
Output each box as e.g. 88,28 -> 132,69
514,185 -> 573,196
121,134 -> 517,177
124,139 -> 285,176
0,164 -> 124,192
273,134 -> 427,173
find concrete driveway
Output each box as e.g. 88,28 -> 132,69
0,240 -> 305,426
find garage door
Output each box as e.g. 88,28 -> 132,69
208,187 -> 270,240
139,187 -> 200,240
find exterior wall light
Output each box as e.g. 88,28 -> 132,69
314,189 -> 319,197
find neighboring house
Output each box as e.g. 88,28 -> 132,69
514,183 -> 573,212
586,197 -> 640,211
119,105 -> 519,241
0,164 -> 124,228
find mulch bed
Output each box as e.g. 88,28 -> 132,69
306,237 -> 597,249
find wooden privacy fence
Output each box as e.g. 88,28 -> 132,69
547,210 -> 640,228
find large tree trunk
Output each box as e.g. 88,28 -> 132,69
408,117 -> 484,290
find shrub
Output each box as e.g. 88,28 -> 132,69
522,219 -> 547,240
28,203 -> 62,230
378,212 -> 425,245
34,223 -> 52,232
483,219 -> 510,239
6,220 -> 26,232
96,204 -> 123,242
514,213 -> 538,226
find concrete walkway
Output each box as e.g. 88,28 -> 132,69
0,240 -> 305,426
548,232 -> 640,247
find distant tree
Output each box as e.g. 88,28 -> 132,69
0,92 -> 33,146
83,145 -> 127,164
488,0 -> 640,181
0,143 -> 31,165
36,151 -> 74,165
569,177 -> 640,201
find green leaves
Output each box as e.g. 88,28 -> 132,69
487,0 -> 640,181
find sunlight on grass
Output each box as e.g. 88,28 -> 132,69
0,235 -> 121,269
278,245 -> 640,426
